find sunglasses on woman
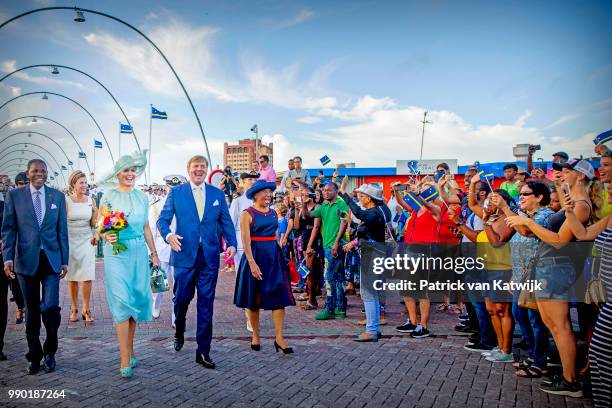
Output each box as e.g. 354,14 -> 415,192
519,192 -> 534,197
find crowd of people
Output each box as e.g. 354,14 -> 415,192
0,137 -> 611,406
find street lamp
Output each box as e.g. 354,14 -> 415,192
0,64 -> 139,159
0,133 -> 76,169
0,115 -> 92,173
0,90 -> 114,163
0,6 -> 212,167
250,124 -> 258,158
74,9 -> 86,23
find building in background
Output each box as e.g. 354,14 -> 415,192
223,138 -> 274,174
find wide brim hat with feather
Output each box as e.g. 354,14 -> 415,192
97,149 -> 148,187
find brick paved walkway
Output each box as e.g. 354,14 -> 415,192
0,261 -> 594,407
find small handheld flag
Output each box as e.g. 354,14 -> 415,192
593,130 -> 612,146
297,260 -> 311,278
151,106 -> 168,120
476,170 -> 494,190
94,140 -> 103,149
404,191 -> 425,212
320,155 -> 332,166
419,186 -> 440,203
79,151 -> 87,159
120,123 -> 133,134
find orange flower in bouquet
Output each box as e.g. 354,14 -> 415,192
99,205 -> 129,255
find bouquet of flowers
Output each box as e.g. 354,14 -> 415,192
99,205 -> 129,255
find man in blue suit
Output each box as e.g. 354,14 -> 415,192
157,155 -> 237,369
2,159 -> 69,374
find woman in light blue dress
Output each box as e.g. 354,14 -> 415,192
98,150 -> 160,378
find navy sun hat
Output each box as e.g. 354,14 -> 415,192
246,179 -> 277,200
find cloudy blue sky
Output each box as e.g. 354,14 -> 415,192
0,0 -> 611,183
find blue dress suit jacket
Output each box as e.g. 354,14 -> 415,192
1,186 -> 69,275
157,183 -> 237,269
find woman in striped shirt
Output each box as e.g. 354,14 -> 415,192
565,183 -> 612,408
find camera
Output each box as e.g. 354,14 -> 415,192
530,145 -> 541,152
395,184 -> 408,192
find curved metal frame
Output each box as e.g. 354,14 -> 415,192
0,159 -> 30,170
1,131 -> 75,170
0,64 -> 139,154
0,91 -> 114,162
0,115 -> 91,172
0,6 -> 212,166
0,149 -> 66,185
0,142 -> 68,170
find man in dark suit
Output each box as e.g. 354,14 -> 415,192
2,159 -> 69,374
157,155 -> 236,369
0,188 -> 7,361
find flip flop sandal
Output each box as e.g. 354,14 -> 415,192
435,303 -> 450,312
302,302 -> 317,310
512,358 -> 533,370
515,366 -> 547,378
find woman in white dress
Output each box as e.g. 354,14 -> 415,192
66,171 -> 98,322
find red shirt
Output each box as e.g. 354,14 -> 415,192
403,206 -> 459,244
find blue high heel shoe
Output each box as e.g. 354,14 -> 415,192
130,357 -> 138,368
120,366 -> 132,378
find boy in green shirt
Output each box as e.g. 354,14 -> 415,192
305,181 -> 349,320
500,163 -> 521,201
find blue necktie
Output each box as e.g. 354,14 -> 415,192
34,191 -> 43,226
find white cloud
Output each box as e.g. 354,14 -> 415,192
83,18 -> 338,109
543,113 -> 580,130
305,103 -> 594,167
297,116 -> 321,124
83,23 -> 239,102
590,64 -> 612,81
513,110 -> 532,127
316,95 -> 396,121
8,118 -> 41,129
264,9 -> 315,29
0,60 -> 85,89
9,86 -> 20,97
260,133 -> 321,170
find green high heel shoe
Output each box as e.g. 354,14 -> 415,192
130,357 -> 138,368
120,366 -> 132,378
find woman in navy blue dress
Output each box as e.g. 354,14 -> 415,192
234,180 -> 295,353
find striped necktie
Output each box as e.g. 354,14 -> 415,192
34,191 -> 43,226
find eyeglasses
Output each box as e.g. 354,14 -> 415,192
520,192 -> 535,197
258,160 -> 266,164
16,182 -> 26,186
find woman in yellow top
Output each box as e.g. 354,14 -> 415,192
468,173 -> 516,363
